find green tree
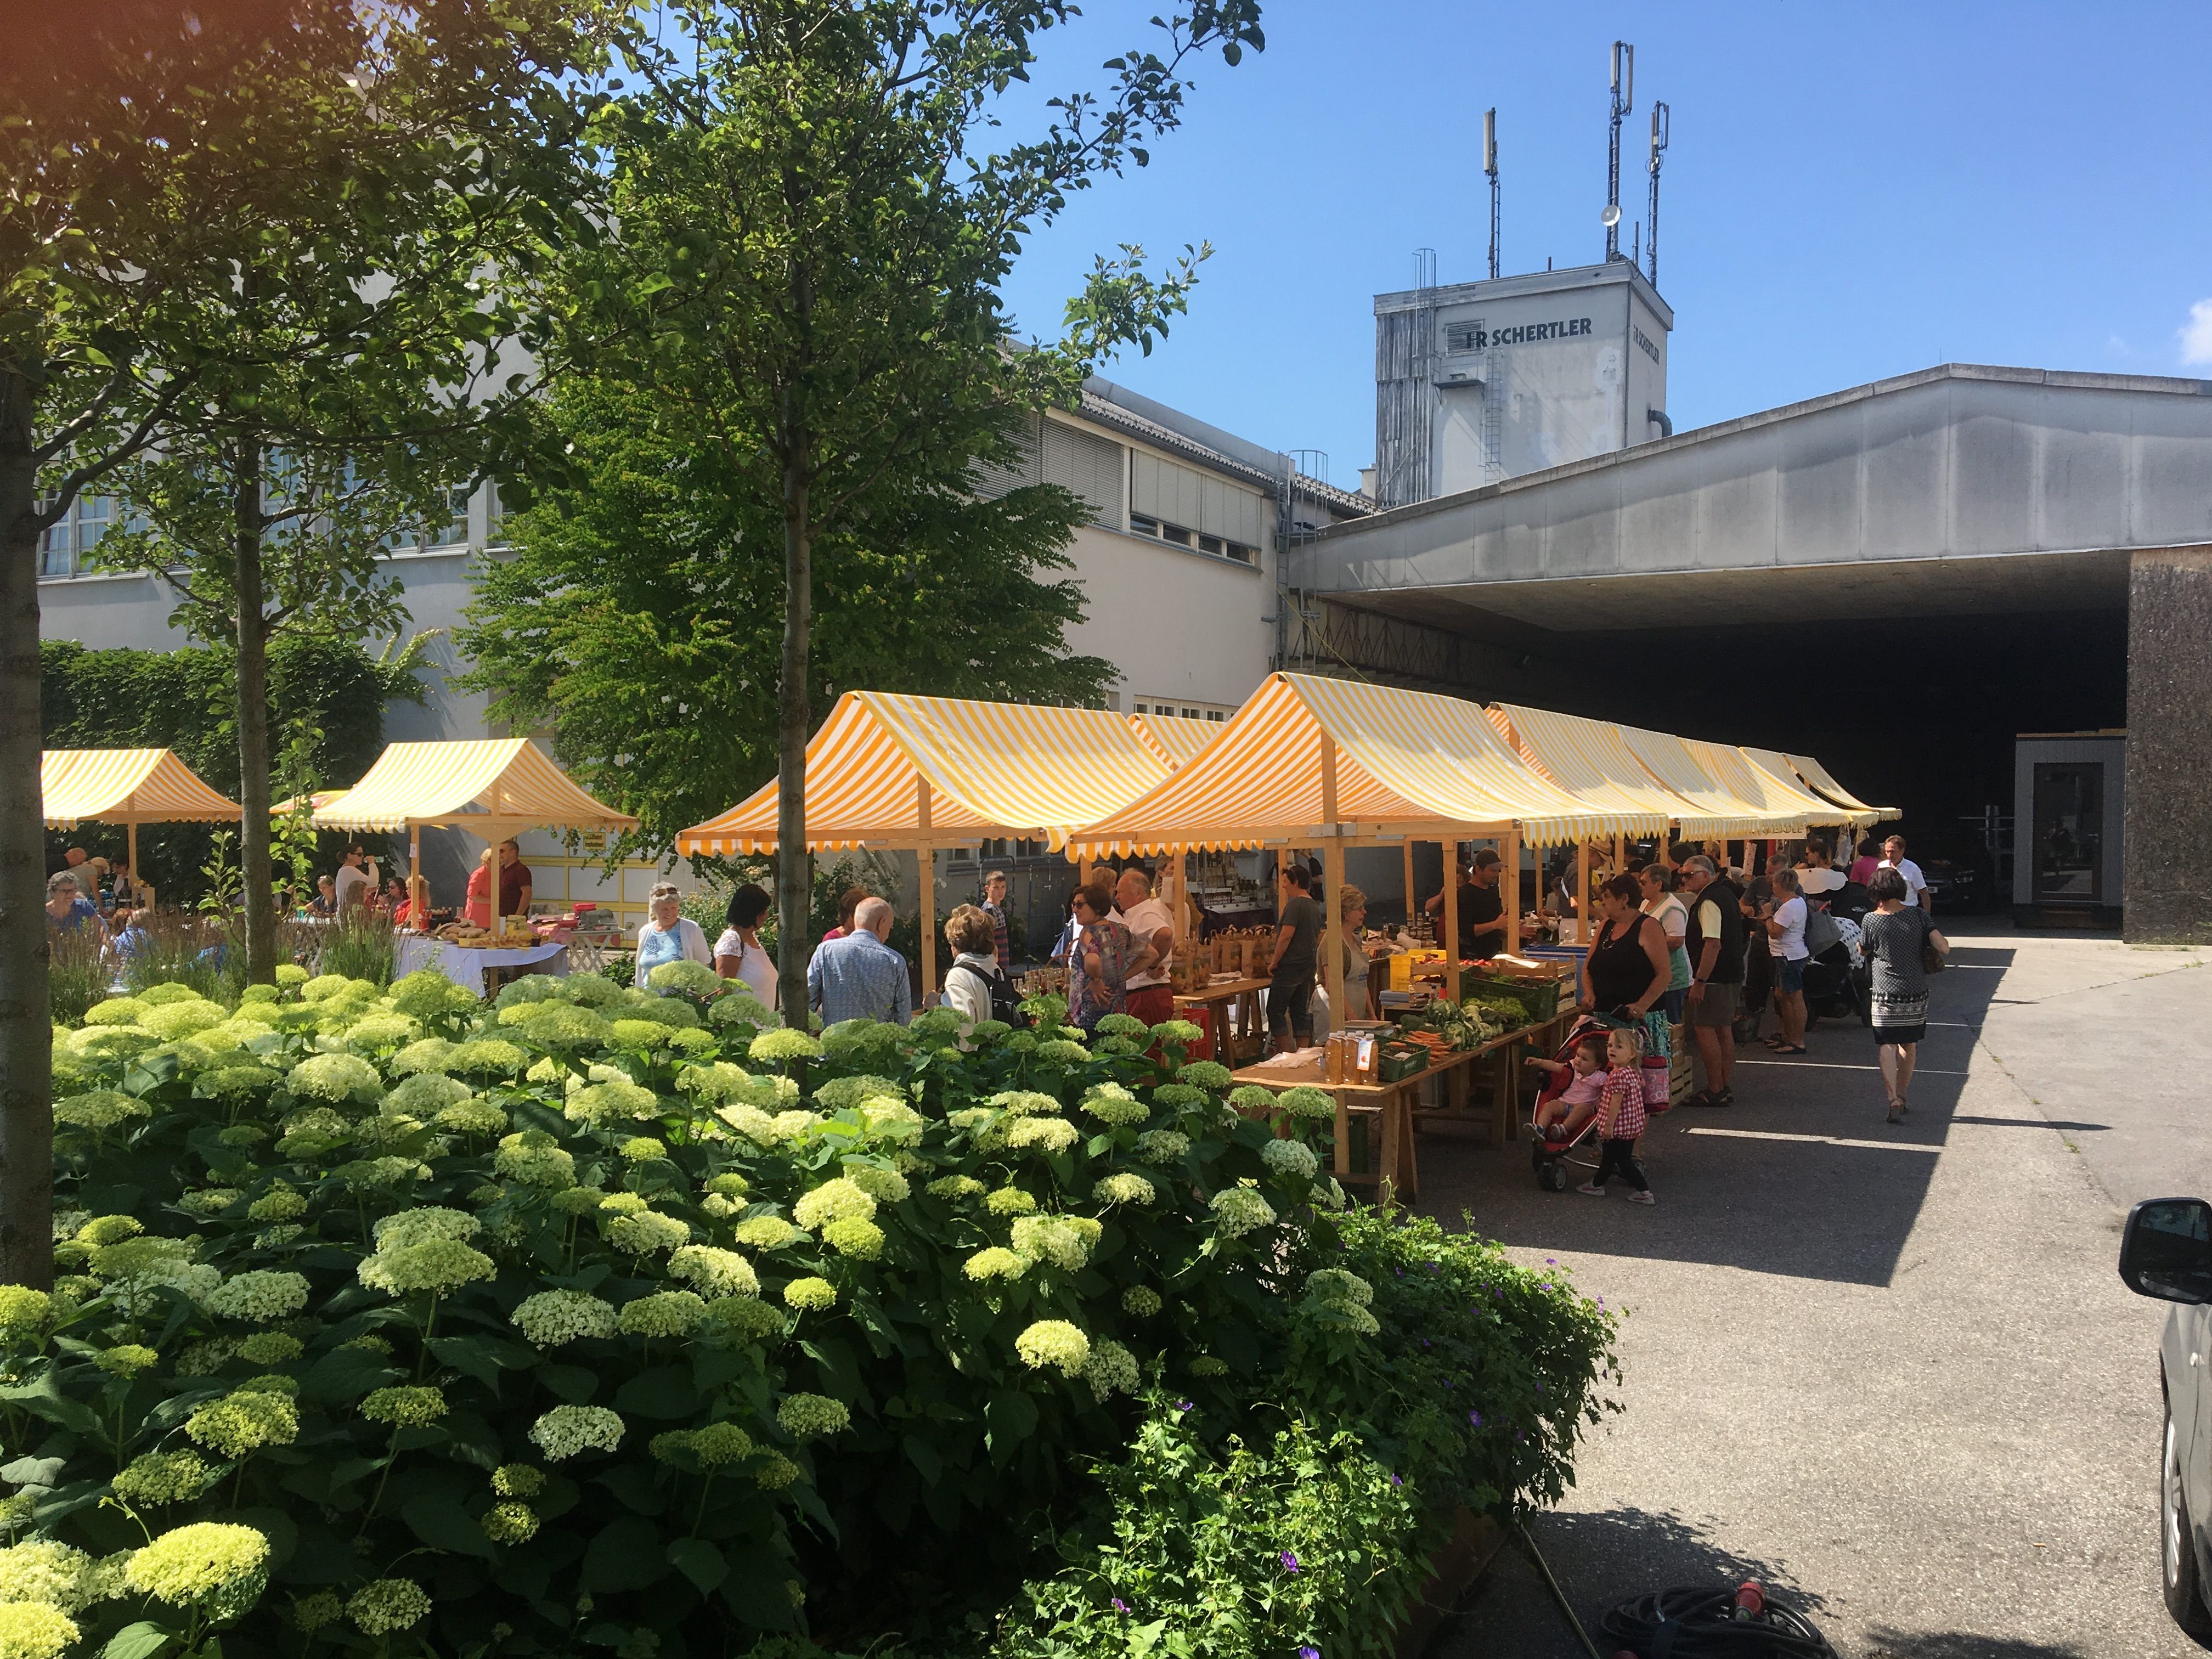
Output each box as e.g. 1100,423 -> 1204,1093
0,1 -> 607,1285
462,376 -> 1116,848
529,0 -> 1264,1026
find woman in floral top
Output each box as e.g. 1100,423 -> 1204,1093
1069,882 -> 1134,1031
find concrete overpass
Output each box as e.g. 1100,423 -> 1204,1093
1286,364 -> 2212,941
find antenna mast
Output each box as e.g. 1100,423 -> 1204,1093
1605,41 -> 1633,262
1647,100 -> 1669,287
1484,108 -> 1500,280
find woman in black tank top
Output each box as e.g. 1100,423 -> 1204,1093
1581,874 -> 1671,1018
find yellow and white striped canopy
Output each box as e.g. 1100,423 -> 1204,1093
677,691 -> 1184,856
42,749 -> 242,829
313,739 -> 637,837
1488,704 -> 1692,840
1065,673 -> 1640,858
1739,747 -> 1879,831
1783,752 -> 1897,827
1130,711 -> 1225,769
1613,726 -> 1807,837
1678,740 -> 1850,834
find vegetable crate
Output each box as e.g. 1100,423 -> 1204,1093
1459,973 -> 1562,1023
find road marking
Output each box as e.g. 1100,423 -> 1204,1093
1683,1126 -> 1942,1153
1734,1059 -> 1971,1075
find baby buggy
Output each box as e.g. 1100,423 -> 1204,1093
1527,1012 -> 1672,1191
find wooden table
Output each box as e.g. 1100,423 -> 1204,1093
1229,1041 -> 1488,1205
1175,975 -> 1272,1065
1407,1010 -> 1575,1147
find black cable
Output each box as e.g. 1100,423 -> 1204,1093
1598,1584 -> 1836,1657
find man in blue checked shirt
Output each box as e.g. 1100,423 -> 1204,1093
807,896 -> 913,1026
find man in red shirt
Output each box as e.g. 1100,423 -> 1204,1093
496,839 -> 533,918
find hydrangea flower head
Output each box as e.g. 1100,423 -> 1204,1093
775,1393 -> 850,1440
840,1164 -> 910,1205
1005,1116 -> 1078,1154
481,1503 -> 539,1544
782,1278 -> 837,1311
792,1177 -> 876,1232
733,1215 -> 800,1249
984,1186 -> 1037,1216
1209,1185 -> 1277,1239
112,1451 -> 215,1508
528,1405 -> 625,1461
820,1217 -> 884,1260
927,1175 -> 985,1200
446,1039 -> 529,1077
0,1286 -> 52,1335
205,1270 -> 311,1323
565,1079 -> 662,1127
1080,1084 -> 1150,1127
0,1541 -> 95,1611
1093,1172 -> 1156,1206
494,1132 -> 575,1189
1276,1086 -> 1338,1120
1014,1320 -> 1091,1377
616,1291 -> 709,1338
1010,1216 -> 1092,1272
347,1579 -> 431,1637
94,1344 -> 159,1377
1306,1268 -> 1375,1306
647,960 -> 723,997
607,1211 -> 692,1255
1134,1130 -> 1192,1165
1261,1139 -> 1319,1181
512,1290 -> 619,1348
388,1037 -> 458,1077
285,1052 -> 381,1104
126,1522 -> 269,1620
52,1091 -> 150,1131
670,1245 -> 758,1299
963,1246 -> 1026,1282
245,1184 -> 307,1223
357,1239 -> 496,1296
361,1387 -> 447,1427
749,1029 -> 823,1064
184,1390 -> 299,1459
1121,1285 -> 1163,1317
1082,1338 -> 1141,1402
1175,1060 -> 1233,1091
0,1601 -> 78,1659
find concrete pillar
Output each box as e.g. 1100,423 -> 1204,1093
2124,546 -> 2212,944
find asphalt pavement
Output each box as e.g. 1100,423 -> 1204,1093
1415,921 -> 2212,1659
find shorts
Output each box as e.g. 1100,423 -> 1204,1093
1686,980 -> 1740,1028
1774,956 -> 1807,995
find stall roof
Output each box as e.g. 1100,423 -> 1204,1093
313,740 -> 638,837
676,692 -> 1186,856
1738,746 -> 1878,831
1130,711 -> 1226,769
1781,751 -> 1897,826
1064,673 -> 1644,857
42,749 -> 241,828
1489,704 -> 1700,840
1683,740 -> 1859,834
1613,725 -> 1810,838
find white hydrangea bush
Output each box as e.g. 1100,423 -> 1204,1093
15,967 -> 1344,1659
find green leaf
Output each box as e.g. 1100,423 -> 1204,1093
902,1432 -> 943,1487
103,1622 -> 170,1659
428,1334 -> 531,1391
579,1514 -> 668,1594
402,1493 -> 499,1561
667,1537 -> 727,1595
613,1366 -> 699,1420
537,1364 -> 599,1404
298,1345 -> 399,1406
983,1390 -> 1037,1460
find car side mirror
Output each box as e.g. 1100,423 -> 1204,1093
2120,1198 -> 2212,1304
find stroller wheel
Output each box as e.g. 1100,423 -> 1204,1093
1539,1162 -> 1570,1192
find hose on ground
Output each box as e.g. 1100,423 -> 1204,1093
1513,1519 -> 1837,1658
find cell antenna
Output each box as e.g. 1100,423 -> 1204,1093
1484,108 -> 1501,280
1647,101 -> 1669,287
1605,41 -> 1634,263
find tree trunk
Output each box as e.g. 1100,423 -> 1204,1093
0,366 -> 54,1287
775,437 -> 812,1030
233,438 -> 277,983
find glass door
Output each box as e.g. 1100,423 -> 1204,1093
2032,763 -> 2103,904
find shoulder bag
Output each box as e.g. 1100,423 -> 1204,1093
1918,911 -> 1946,976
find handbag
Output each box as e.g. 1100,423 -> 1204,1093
1918,912 -> 1946,976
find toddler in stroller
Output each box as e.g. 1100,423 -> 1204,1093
1523,1023 -> 1613,1192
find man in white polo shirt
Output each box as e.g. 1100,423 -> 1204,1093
1112,866 -> 1177,1029
1880,834 -> 1931,913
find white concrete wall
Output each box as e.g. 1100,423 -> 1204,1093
1057,520 -> 1272,712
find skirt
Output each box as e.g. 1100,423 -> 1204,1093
1871,990 -> 1929,1047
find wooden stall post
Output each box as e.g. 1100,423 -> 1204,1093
1503,828 -> 1520,952
1318,736 -> 1345,1039
916,778 -> 936,1003
1614,831 -> 1626,877
408,826 -> 428,933
1442,838 -> 1460,1003
1576,840 -> 1591,939
127,821 -> 139,902
1402,839 -> 1416,930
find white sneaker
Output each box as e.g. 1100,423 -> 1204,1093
1576,1182 -> 1607,1197
1627,1189 -> 1657,1205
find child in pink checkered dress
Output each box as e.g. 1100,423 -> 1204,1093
1579,1025 -> 1656,1204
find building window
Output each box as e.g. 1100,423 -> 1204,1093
1444,320 -> 1484,354
427,486 -> 471,548
1137,697 -> 1237,723
38,495 -> 116,577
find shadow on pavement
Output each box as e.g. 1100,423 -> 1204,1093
1430,1505 -> 1828,1659
1858,1631 -> 2098,1658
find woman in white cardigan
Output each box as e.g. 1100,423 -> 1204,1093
633,883 -> 712,988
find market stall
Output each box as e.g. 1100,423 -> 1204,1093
41,749 -> 244,899
1064,672 -> 1641,1181
313,739 -> 638,990
1764,749 -> 1898,829
675,692 -> 1208,1000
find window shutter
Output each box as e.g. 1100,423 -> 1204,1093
1039,419 -> 1123,527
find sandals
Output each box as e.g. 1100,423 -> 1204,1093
1683,1088 -> 1734,1109
1767,1042 -> 1807,1055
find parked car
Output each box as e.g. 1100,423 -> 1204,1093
2118,1197 -> 2212,1640
1919,857 -> 1991,914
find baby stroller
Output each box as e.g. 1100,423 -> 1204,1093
1528,1011 -> 1674,1192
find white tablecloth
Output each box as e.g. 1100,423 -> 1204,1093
394,936 -> 571,997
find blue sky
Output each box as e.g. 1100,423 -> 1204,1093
997,1 -> 2212,487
